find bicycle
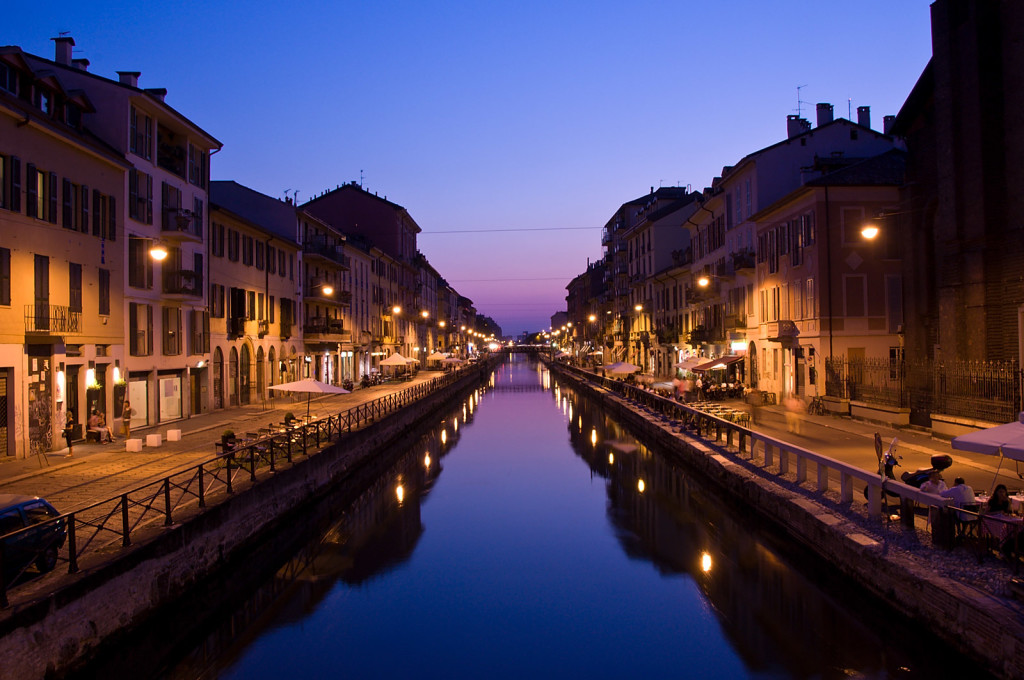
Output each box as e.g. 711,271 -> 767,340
807,395 -> 827,416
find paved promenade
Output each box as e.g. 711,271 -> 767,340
1,366 -> 1018,515
0,371 -> 448,512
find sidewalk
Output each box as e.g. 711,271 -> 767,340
0,372 -> 444,507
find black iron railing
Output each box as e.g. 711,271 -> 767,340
24,304 -> 81,334
0,361 -> 492,607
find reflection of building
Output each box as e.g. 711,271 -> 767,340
209,181 -> 302,407
23,37 -> 222,429
0,42 -> 128,455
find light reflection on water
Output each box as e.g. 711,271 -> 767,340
163,354 -> 979,679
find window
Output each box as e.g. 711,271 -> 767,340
99,268 -> 110,315
161,182 -> 182,230
210,283 -> 225,318
257,293 -> 264,320
242,235 -> 254,266
211,222 -> 225,257
3,155 -> 19,212
32,86 -> 53,115
26,164 -> 57,223
129,107 -> 153,160
267,245 -> 276,273
187,144 -> 207,188
129,169 -> 153,223
192,197 -> 203,239
279,250 -> 286,277
0,62 -> 17,95
247,290 -> 256,320
268,295 -> 275,323
805,278 -> 815,318
69,263 -> 82,313
190,310 -> 210,354
227,229 -> 239,262
255,241 -> 265,270
0,247 -> 9,305
129,302 -> 153,356
162,306 -> 182,355
128,236 -> 154,289
62,179 -> 79,230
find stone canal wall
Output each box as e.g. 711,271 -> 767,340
0,361 -> 495,680
548,362 -> 1024,680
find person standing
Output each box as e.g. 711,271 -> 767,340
122,399 -> 133,439
63,411 -> 75,458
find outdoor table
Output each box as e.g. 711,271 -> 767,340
980,513 -> 1024,554
1011,495 -> 1024,514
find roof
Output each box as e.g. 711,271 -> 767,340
806,148 -> 906,187
891,59 -> 934,137
210,181 -> 300,245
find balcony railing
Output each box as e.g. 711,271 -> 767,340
24,304 -> 81,334
162,208 -> 202,240
303,318 -> 347,336
163,269 -> 203,297
303,237 -> 351,269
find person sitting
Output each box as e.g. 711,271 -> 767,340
941,477 -> 978,533
986,484 -> 1012,514
87,410 -> 102,441
97,412 -> 116,443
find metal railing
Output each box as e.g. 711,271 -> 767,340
826,356 -> 1023,423
551,361 -> 951,527
0,363 -> 489,607
23,304 -> 81,334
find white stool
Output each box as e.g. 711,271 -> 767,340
166,429 -> 182,441
126,438 -> 143,452
145,434 -> 162,448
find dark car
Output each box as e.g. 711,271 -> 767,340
0,494 -> 67,579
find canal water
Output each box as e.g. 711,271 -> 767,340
144,354 -> 979,679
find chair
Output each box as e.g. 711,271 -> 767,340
954,503 -> 981,541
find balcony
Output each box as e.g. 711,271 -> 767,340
303,236 -> 351,269
257,319 -> 269,338
163,269 -> 203,297
724,314 -> 747,330
161,208 -> 202,242
228,316 -> 246,339
304,284 -> 352,306
24,304 -> 81,335
303,317 -> 350,342
601,227 -> 614,245
732,248 -> 755,272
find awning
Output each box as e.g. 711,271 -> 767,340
674,357 -> 704,371
694,355 -> 745,372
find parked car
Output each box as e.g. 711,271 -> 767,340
0,494 -> 66,578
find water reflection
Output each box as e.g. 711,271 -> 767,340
147,355 -> 982,679
559,370 -> 979,678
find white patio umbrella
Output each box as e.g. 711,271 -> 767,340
603,361 -> 641,375
379,353 -> 409,366
269,378 -> 350,419
951,412 -> 1024,490
674,357 -> 703,371
426,351 -> 447,362
442,357 -> 465,366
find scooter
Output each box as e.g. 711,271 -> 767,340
900,454 -> 953,488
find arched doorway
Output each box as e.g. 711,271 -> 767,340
212,347 -> 224,409
239,344 -> 251,405
267,346 -> 276,387
256,346 -> 265,403
228,347 -> 238,407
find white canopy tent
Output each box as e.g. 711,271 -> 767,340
951,412 -> 1024,490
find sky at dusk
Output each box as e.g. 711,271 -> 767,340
5,1 -> 936,334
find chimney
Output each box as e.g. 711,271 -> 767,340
117,71 -> 140,87
71,58 -> 90,71
816,102 -> 834,127
787,114 -> 811,139
857,106 -> 871,129
144,87 -> 167,102
52,36 -> 75,65
883,115 -> 897,134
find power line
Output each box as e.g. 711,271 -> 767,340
448,277 -> 573,282
421,226 -> 600,234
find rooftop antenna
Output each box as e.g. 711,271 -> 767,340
359,169 -> 364,187
796,84 -> 808,118
848,98 -> 852,120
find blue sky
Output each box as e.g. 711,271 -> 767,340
5,1 -> 935,334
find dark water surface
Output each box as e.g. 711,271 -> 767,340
157,354 -> 979,679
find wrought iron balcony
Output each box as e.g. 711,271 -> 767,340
24,304 -> 81,334
303,236 -> 351,269
163,269 -> 203,297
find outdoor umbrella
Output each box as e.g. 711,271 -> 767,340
674,357 -> 703,371
269,378 -> 350,420
379,353 -> 409,366
426,352 -> 447,365
604,361 -> 640,375
442,357 -> 465,365
951,412 -> 1024,490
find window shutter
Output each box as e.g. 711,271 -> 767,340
25,163 -> 37,218
92,189 -> 101,235
161,181 -> 169,230
9,156 -> 20,213
48,172 -> 57,223
146,305 -> 154,355
129,303 -> 138,354
108,196 -> 116,240
62,178 -> 72,228
145,174 -> 153,224
80,185 -> 89,232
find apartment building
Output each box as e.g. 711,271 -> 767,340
209,181 -> 302,407
0,44 -> 129,456
23,37 -> 222,429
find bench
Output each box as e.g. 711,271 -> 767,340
85,430 -> 102,443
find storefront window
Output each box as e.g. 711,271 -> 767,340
158,374 -> 182,422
